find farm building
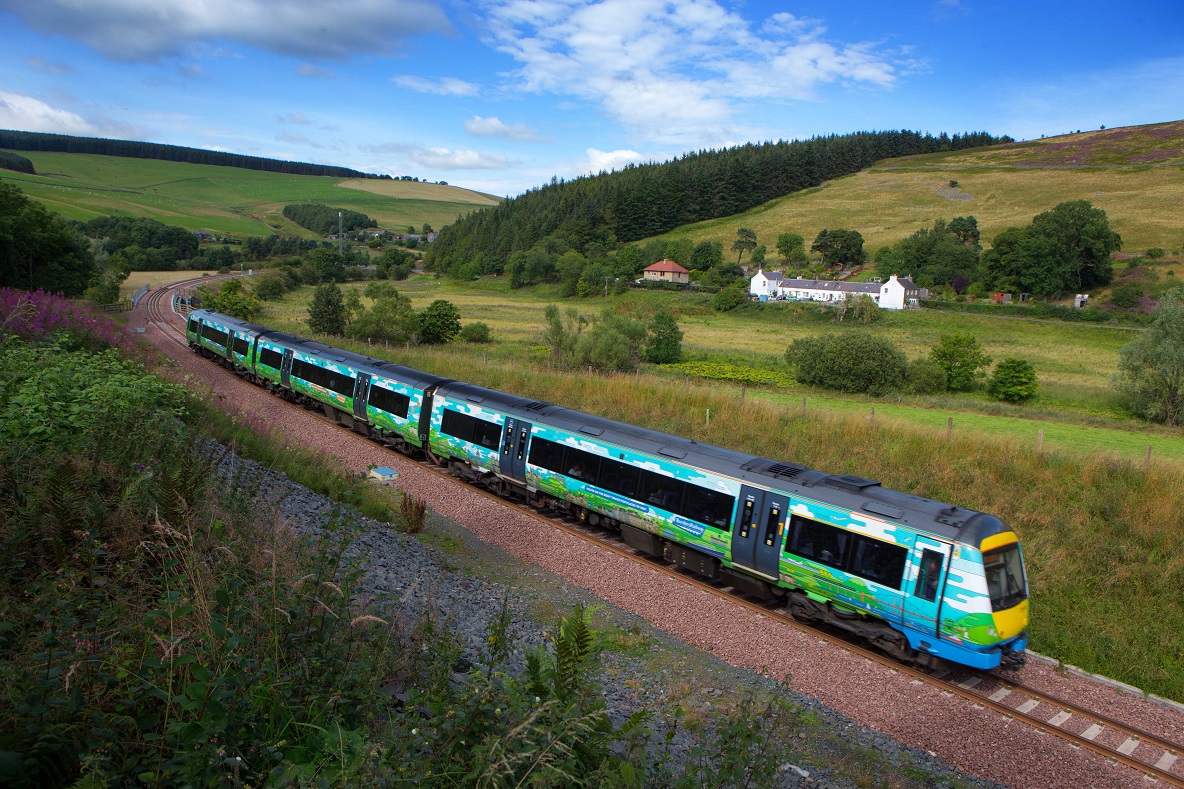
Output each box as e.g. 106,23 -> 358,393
749,270 -> 923,310
643,259 -> 690,284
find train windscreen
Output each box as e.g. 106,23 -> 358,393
983,544 -> 1027,611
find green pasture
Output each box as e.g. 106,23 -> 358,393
251,275 -> 1182,465
659,123 -> 1184,256
1,151 -> 496,235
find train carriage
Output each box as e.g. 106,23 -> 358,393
188,310 -> 1029,671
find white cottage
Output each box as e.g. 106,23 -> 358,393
749,269 -> 786,299
749,271 -> 921,310
877,275 -> 921,310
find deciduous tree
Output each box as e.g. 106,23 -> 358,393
644,310 -> 684,363
930,332 -> 992,390
1115,288 -> 1184,425
419,299 -> 462,344
308,282 -> 346,335
988,358 -> 1039,403
776,232 -> 806,262
732,228 -> 757,264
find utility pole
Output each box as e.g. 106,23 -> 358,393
338,212 -> 343,256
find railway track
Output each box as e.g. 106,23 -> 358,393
141,295 -> 1184,786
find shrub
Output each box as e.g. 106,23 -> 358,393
308,282 -> 346,335
253,274 -> 289,301
419,299 -> 462,344
987,358 -> 1039,402
459,321 -> 492,343
1110,281 -> 1144,308
786,333 -> 907,394
643,310 -> 684,363
905,357 -> 948,394
712,285 -> 747,312
1115,288 -> 1184,425
930,332 -> 992,390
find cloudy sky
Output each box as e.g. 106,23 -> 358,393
2,0 -> 1182,196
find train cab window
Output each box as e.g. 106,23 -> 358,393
598,457 -> 640,499
528,437 -> 566,474
847,534 -> 907,590
681,486 -> 734,531
369,384 -> 410,419
638,472 -> 685,514
258,347 -> 283,370
983,544 -> 1027,611
914,550 -> 944,602
787,515 -> 849,571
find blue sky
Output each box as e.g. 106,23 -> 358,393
2,0 -> 1182,197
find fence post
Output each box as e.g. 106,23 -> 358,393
870,406 -> 875,426
706,408 -> 711,427
1146,445 -> 1152,468
1037,429 -> 1044,451
801,397 -> 807,418
946,417 -> 953,443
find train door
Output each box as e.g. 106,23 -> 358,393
353,373 -> 371,421
280,348 -> 293,388
499,418 -> 532,482
417,388 -> 437,447
731,486 -> 785,579
903,536 -> 951,638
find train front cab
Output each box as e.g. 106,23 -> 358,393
980,531 -> 1029,667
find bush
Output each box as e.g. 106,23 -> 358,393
1110,281 -> 1144,308
253,275 -> 289,301
930,332 -> 992,390
712,285 -> 747,311
419,299 -> 462,344
459,321 -> 492,343
987,358 -> 1039,402
786,334 -> 907,394
905,357 -> 948,394
1115,288 -> 1184,425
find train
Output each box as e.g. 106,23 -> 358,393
186,308 -> 1029,670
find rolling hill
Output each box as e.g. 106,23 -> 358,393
0,150 -> 500,236
661,120 -> 1184,256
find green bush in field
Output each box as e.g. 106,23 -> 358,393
712,285 -> 747,311
905,357 -> 948,394
1109,281 -> 1144,308
987,358 -> 1040,402
643,310 -> 684,363
459,321 -> 492,343
930,332 -> 992,390
253,274 -> 288,301
419,299 -> 462,344
1115,288 -> 1184,425
786,334 -> 907,394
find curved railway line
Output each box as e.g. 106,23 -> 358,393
141,282 -> 1184,786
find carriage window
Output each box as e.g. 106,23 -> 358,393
598,457 -> 641,499
788,515 -> 849,571
680,486 -> 734,531
847,534 -> 907,590
441,408 -> 502,450
528,437 -> 566,473
290,358 -> 355,396
638,472 -> 686,514
187,318 -> 197,335
200,324 -> 229,348
561,447 -> 601,483
232,336 -> 250,356
258,347 -> 283,370
369,384 -> 410,419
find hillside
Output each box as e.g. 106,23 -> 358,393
662,120 -> 1184,255
0,151 -> 500,236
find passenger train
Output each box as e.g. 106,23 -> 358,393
187,309 -> 1029,670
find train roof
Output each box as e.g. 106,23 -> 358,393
481,389 -> 1007,549
264,330 -> 452,390
188,309 -> 273,337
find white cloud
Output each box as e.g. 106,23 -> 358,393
277,130 -> 321,147
279,113 -> 312,125
464,115 -> 539,141
411,147 -> 510,170
0,91 -> 96,135
482,0 -> 900,146
580,147 -> 647,174
0,0 -> 453,61
392,76 -> 478,96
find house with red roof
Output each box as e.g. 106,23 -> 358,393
642,259 -> 690,284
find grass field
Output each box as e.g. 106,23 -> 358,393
0,151 -> 498,235
252,274 -> 1183,464
659,120 -> 1184,257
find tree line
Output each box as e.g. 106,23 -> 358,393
282,204 -> 378,235
0,150 -> 35,174
425,129 -> 1012,276
0,129 -> 389,179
